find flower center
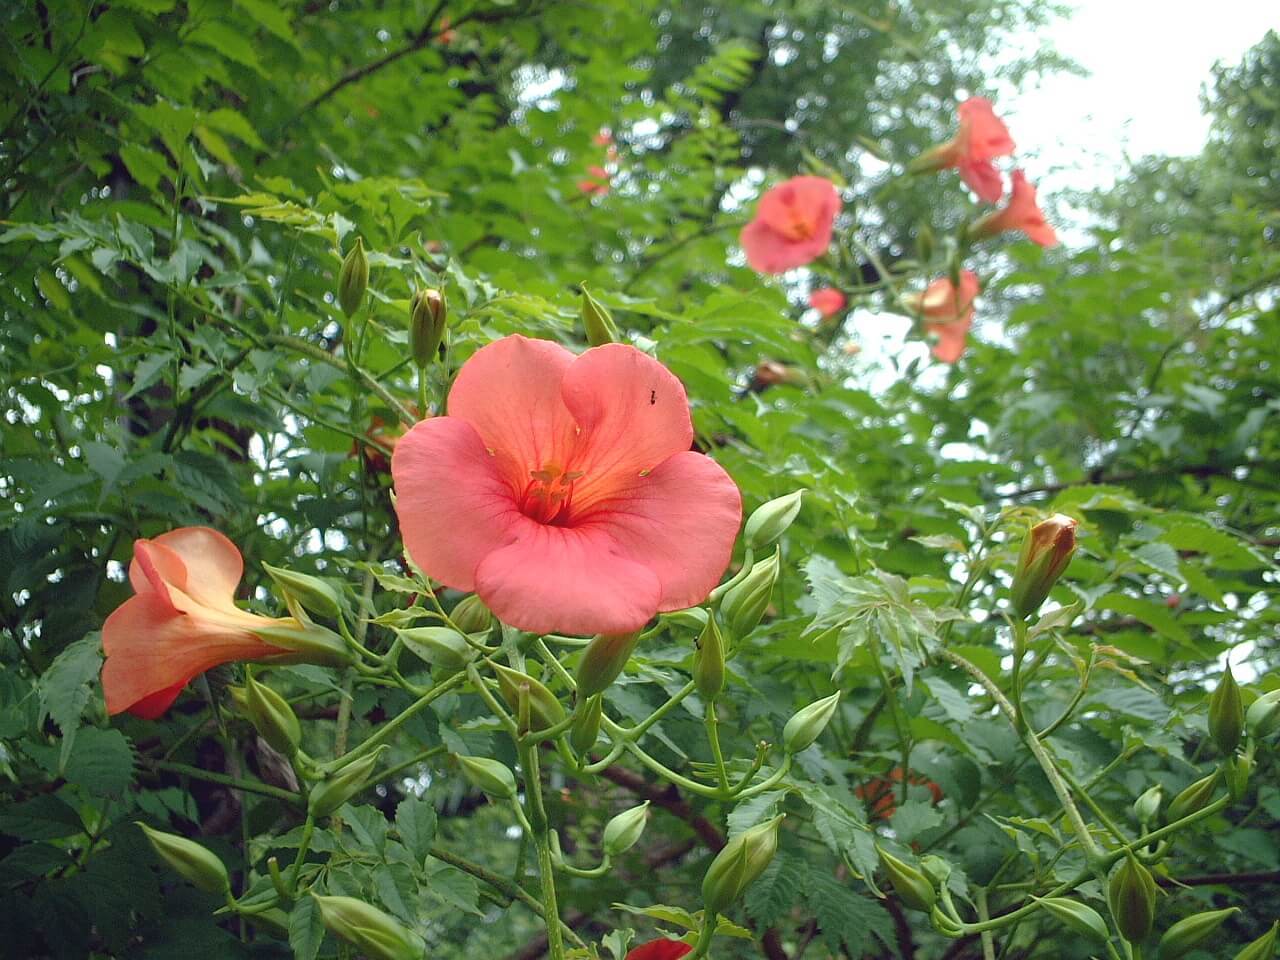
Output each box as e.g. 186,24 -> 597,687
519,463 -> 585,526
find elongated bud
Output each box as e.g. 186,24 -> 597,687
244,672 -> 301,757
1032,897 -> 1109,941
397,626 -> 476,674
693,614 -> 726,699
1159,907 -> 1241,959
493,663 -> 566,732
783,692 -> 841,754
1168,770 -> 1220,822
577,631 -> 641,699
457,754 -> 517,800
313,894 -> 426,960
338,237 -> 368,318
261,562 -> 343,620
136,822 -> 229,893
744,491 -> 804,551
1009,514 -> 1077,619
1210,663 -> 1245,755
1107,855 -> 1157,944
309,747 -> 385,818
1233,921 -> 1278,960
1229,744 -> 1255,800
602,801 -> 649,857
720,549 -> 780,641
252,617 -> 353,666
581,284 -> 619,347
1246,688 -> 1280,739
1132,784 -> 1162,824
701,815 -> 783,913
451,594 -> 493,635
410,287 -> 447,367
916,223 -> 936,263
877,845 -> 937,912
570,693 -> 603,754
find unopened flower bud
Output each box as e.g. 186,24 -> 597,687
410,287 -> 447,367
1132,785 -> 1162,824
1168,770 -> 1220,822
397,626 -> 476,674
720,549 -> 780,641
783,692 -> 841,754
261,562 -> 343,620
744,491 -> 804,551
312,894 -> 426,960
1229,744 -> 1255,800
1010,514 -> 1077,619
457,754 -> 517,800
570,693 -> 604,754
1210,663 -> 1245,755
877,845 -> 936,912
244,672 -> 301,757
136,822 -> 230,893
252,617 -> 353,667
602,801 -> 649,857
493,663 -> 565,732
1107,855 -> 1157,944
338,237 -> 369,318
701,815 -> 783,913
1159,907 -> 1241,959
309,747 -> 385,818
916,223 -> 936,263
1246,688 -> 1280,739
1033,897 -> 1109,941
451,594 -> 493,634
577,631 -> 641,699
1233,921 -> 1278,960
692,614 -> 726,700
581,285 -> 619,347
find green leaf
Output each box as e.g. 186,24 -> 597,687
288,895 -> 324,960
394,797 -> 437,865
804,870 -> 893,956
63,727 -> 136,797
39,634 -> 102,735
744,851 -> 806,929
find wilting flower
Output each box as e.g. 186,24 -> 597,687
904,270 -> 980,363
741,176 -> 841,274
626,940 -> 693,960
102,528 -> 347,718
391,336 -> 742,635
970,170 -> 1058,247
809,287 -> 846,318
911,97 -> 1014,203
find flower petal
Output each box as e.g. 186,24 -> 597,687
958,97 -> 1014,159
929,317 -> 971,363
473,518 -> 662,636
578,451 -> 741,612
959,159 -> 1004,203
144,527 -> 246,613
757,176 -> 840,239
626,940 -> 693,960
447,335 -> 579,483
391,416 -> 523,592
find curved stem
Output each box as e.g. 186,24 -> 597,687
705,700 -> 730,791
319,672 -> 465,774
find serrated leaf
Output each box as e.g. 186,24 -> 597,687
39,634 -> 102,735
804,870 -> 893,956
395,797 -> 437,865
744,851 -> 806,929
289,895 -> 323,960
63,727 -> 136,797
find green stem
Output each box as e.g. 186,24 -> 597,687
705,700 -> 730,791
289,814 -> 316,892
265,334 -> 415,426
686,909 -> 718,960
517,739 -> 566,960
150,760 -> 302,805
319,672 -> 465,774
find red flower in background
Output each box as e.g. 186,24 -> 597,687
972,170 -> 1057,247
741,176 -> 841,274
578,178 -> 610,196
391,336 -> 742,636
905,270 -> 980,363
912,97 -> 1015,203
626,940 -> 693,960
809,287 -> 846,318
856,767 -> 945,821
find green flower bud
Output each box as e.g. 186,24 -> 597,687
701,815 -> 784,913
397,626 -> 476,674
916,223 -> 936,263
1009,514 -> 1077,619
1210,663 -> 1245,755
581,284 -> 619,347
1107,854 -> 1157,944
493,663 -> 566,733
244,672 -> 301,757
877,845 -> 937,912
337,237 -> 369,318
569,693 -> 603,754
450,594 -> 493,635
743,491 -> 805,551
1168,770 -> 1220,823
602,801 -> 649,857
136,822 -> 230,894
261,562 -> 343,620
692,614 -> 726,700
1229,744 -> 1255,801
312,894 -> 426,960
783,692 -> 841,754
410,287 -> 448,368
1159,907 -> 1241,959
577,631 -> 641,699
1133,784 -> 1162,824
457,754 -> 517,800
1032,896 -> 1109,942
1246,688 -> 1280,739
309,747 -> 385,819
252,617 -> 354,667
1233,921 -> 1277,960
720,549 -> 780,641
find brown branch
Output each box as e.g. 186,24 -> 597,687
1001,460 -> 1280,500
1157,869 -> 1280,888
